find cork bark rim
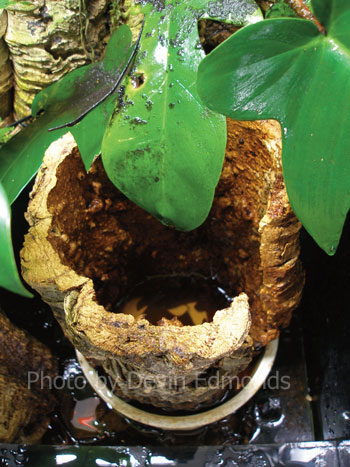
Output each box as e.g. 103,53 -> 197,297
76,337 -> 278,431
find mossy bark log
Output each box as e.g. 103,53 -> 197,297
21,118 -> 304,409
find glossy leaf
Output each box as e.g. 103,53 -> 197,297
0,24 -> 135,203
0,25 -> 136,296
0,184 -> 32,297
265,1 -> 297,19
102,0 -> 262,231
265,1 -> 314,19
197,0 -> 350,254
0,128 -> 8,141
0,0 -> 30,8
0,1 -> 17,7
32,24 -> 137,168
34,25 -> 138,133
0,119 -> 10,142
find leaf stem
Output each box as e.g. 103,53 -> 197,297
285,0 -> 325,34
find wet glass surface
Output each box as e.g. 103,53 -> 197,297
300,216 -> 350,442
2,442 -> 350,466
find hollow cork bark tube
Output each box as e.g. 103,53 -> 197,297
21,118 -> 304,410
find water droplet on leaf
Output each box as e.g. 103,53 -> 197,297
145,99 -> 153,110
130,117 -> 148,125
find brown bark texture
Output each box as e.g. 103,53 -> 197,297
3,0 -> 110,118
0,310 -> 57,443
21,118 -> 304,409
0,11 -> 12,124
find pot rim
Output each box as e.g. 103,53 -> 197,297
76,338 -> 278,431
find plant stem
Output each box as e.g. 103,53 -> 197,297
286,0 -> 325,34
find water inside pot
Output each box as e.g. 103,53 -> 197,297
114,275 -> 233,326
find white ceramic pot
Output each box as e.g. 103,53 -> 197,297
76,338 -> 278,431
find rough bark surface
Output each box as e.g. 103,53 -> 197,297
0,310 -> 57,443
20,133 -> 252,408
4,0 -> 110,118
224,120 -> 305,345
21,118 -> 304,409
0,11 -> 12,124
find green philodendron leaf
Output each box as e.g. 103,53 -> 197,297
197,0 -> 350,255
102,0 -> 262,231
0,119 -> 10,142
0,25 -> 136,296
32,24 -> 137,169
0,128 -> 8,140
0,0 -> 31,8
1,24 -> 135,204
0,184 -> 32,297
0,0 -> 15,7
265,0 -> 313,18
33,25 -> 136,128
265,1 -> 297,19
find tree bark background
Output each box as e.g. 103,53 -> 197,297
0,10 -> 12,124
0,310 -> 57,443
0,0 -> 129,123
0,0 -> 120,443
